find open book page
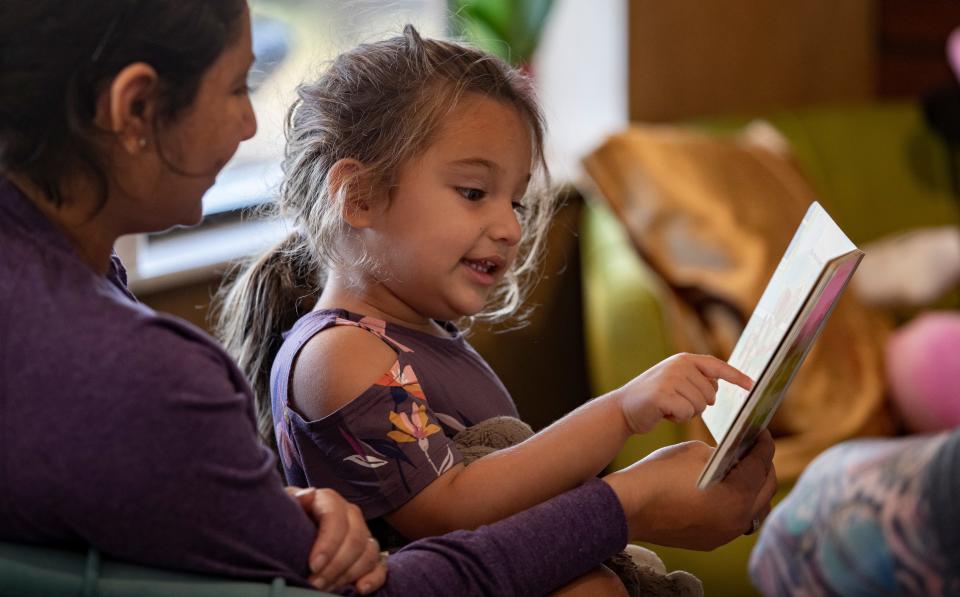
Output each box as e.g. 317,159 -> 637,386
698,202 -> 860,488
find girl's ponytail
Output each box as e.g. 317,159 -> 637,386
215,231 -> 320,447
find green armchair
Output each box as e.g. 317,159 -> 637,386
581,100 -> 960,593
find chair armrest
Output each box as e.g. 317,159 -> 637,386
0,541 -> 327,597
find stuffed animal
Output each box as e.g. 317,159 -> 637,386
453,416 -> 704,597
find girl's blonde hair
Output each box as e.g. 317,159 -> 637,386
215,25 -> 554,446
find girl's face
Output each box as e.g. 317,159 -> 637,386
115,7 -> 257,233
364,93 -> 533,322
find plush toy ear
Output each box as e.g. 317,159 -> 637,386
329,158 -> 378,228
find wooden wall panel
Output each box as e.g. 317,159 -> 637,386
878,0 -> 960,97
627,0 -> 876,122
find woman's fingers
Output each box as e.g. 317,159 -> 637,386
750,459 -> 778,517
726,431 -> 776,496
310,493 -> 373,589
331,537 -> 385,591
283,486 -> 384,591
285,486 -> 316,509
352,555 -> 389,595
285,486 -> 342,574
744,501 -> 773,535
306,489 -> 352,579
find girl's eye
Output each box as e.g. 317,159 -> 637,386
512,201 -> 527,214
457,187 -> 486,201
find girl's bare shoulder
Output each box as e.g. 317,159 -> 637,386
290,324 -> 396,420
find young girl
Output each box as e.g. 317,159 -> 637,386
218,23 -> 753,564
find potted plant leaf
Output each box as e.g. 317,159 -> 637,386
447,0 -> 554,68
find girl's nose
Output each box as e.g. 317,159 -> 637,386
487,200 -> 522,247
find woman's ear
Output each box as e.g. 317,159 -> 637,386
94,62 -> 159,155
330,158 -> 379,228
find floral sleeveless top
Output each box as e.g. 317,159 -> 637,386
270,308 -> 518,520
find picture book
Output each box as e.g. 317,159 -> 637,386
698,201 -> 864,489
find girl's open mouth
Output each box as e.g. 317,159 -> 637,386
461,258 -> 499,274
460,256 -> 505,284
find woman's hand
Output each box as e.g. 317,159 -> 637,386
286,487 -> 387,594
614,353 -> 753,434
603,431 -> 777,551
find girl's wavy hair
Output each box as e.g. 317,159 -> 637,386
215,24 -> 554,446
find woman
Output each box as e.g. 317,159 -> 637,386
0,1 -> 777,594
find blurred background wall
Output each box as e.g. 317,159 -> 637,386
628,0 -> 960,122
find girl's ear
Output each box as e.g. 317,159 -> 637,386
330,158 -> 379,228
94,62 -> 159,155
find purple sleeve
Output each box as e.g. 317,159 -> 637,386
124,320 -> 628,596
21,315 -> 628,593
49,319 -> 318,587
363,478 -> 628,596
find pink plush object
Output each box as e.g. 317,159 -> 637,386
948,27 -> 960,80
886,312 -> 960,433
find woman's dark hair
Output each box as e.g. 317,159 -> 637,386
0,0 -> 247,208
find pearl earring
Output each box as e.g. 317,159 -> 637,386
138,137 -> 148,148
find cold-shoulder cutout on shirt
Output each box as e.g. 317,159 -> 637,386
290,323 -> 397,421
270,308 -> 518,520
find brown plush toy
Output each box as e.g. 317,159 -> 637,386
453,416 -> 704,597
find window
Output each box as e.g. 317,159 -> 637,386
118,0 -> 626,294
118,0 -> 445,293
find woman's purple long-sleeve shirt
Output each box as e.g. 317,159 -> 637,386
0,178 -> 628,594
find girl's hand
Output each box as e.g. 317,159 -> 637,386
286,486 -> 387,594
615,353 -> 753,434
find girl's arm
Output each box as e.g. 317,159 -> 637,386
389,391 -> 625,537
294,326 -> 752,539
